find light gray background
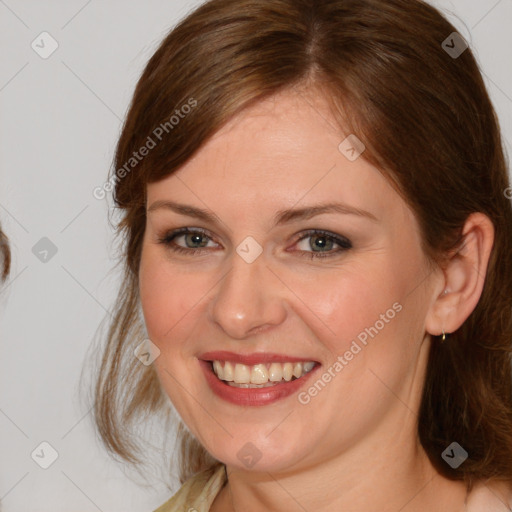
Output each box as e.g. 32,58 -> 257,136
0,0 -> 511,510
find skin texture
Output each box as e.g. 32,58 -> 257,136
139,87 -> 496,511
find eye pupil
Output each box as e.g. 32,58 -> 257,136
311,235 -> 333,251
187,233 -> 207,247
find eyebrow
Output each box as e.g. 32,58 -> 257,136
147,200 -> 379,225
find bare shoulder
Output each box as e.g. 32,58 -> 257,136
466,479 -> 512,512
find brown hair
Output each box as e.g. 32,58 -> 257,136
0,225 -> 11,512
0,225 -> 10,283
90,0 -> 512,493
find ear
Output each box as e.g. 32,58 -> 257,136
424,212 -> 495,337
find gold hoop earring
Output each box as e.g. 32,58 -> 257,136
441,329 -> 446,342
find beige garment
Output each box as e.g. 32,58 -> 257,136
152,464 -> 512,512
153,464 -> 227,512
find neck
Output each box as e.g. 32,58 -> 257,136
212,421 -> 467,512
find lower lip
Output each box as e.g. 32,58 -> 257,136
199,360 -> 321,406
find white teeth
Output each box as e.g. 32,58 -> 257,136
234,363 -> 251,383
282,362 -> 293,381
213,361 -> 223,379
211,360 -> 316,385
223,361 -> 234,381
293,362 -> 303,378
268,362 -> 283,381
227,381 -> 277,388
251,364 -> 269,384
303,361 -> 315,373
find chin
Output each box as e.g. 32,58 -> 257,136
203,433 -> 309,474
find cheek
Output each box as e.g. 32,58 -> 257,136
295,264 -> 404,356
138,248 -> 211,348
139,249 -> 183,343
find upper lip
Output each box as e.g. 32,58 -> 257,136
198,351 -> 319,366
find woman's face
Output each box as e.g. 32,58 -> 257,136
139,88 -> 439,473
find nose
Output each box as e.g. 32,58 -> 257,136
209,249 -> 287,339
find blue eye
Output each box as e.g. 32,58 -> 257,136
157,228 -> 215,255
157,228 -> 352,259
294,229 -> 352,259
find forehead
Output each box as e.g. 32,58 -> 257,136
146,89 -> 407,225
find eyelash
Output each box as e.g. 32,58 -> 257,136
157,228 -> 352,260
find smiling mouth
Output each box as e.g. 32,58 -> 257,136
208,360 -> 318,388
